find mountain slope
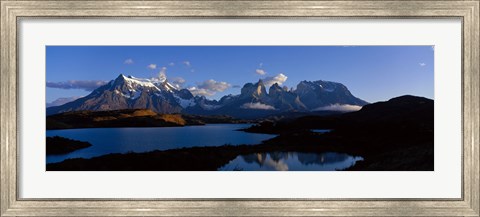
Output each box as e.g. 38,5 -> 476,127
294,80 -> 368,109
47,74 -> 193,115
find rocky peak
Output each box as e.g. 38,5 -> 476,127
240,80 -> 267,99
268,83 -> 284,97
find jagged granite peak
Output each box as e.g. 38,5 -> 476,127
268,82 -> 307,111
240,79 -> 268,99
268,83 -> 283,97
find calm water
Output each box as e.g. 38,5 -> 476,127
218,152 -> 364,171
46,124 -> 275,163
311,129 -> 331,133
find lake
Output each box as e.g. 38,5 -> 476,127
46,124 -> 275,163
218,152 -> 364,171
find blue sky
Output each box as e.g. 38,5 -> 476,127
46,46 -> 434,103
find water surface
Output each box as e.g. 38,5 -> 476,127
218,152 -> 363,171
46,124 -> 275,163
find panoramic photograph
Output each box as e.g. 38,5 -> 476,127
45,46 -> 434,171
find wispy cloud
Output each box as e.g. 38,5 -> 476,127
182,61 -> 191,67
124,59 -> 134,64
171,77 -> 186,88
241,102 -> 275,110
255,63 -> 266,75
263,73 -> 288,87
168,62 -> 175,67
232,85 -> 241,88
147,64 -> 157,70
188,79 -> 231,97
419,63 -> 426,67
255,69 -> 266,75
314,104 -> 362,112
158,67 -> 167,81
46,80 -> 107,91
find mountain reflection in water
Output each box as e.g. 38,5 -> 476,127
218,152 -> 363,171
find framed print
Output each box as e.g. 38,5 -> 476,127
1,0 -> 479,216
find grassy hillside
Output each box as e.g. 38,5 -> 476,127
46,109 -> 244,130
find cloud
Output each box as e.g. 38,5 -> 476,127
419,63 -> 426,67
241,102 -> 276,110
46,96 -> 82,108
259,62 -> 263,67
46,80 -> 107,91
168,62 -> 175,66
171,77 -> 186,88
263,73 -> 288,87
197,79 -> 231,92
232,85 -> 241,88
188,79 -> 231,97
255,69 -> 266,75
191,69 -> 195,73
124,59 -> 134,64
147,64 -> 157,69
314,104 -> 362,112
157,67 -> 167,81
187,87 -> 215,97
182,61 -> 191,67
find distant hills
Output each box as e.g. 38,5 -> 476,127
47,74 -> 368,118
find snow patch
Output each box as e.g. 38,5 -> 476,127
323,88 -> 335,92
174,95 -> 196,108
123,76 -> 158,89
114,89 -> 131,98
122,75 -> 180,93
131,90 -> 142,99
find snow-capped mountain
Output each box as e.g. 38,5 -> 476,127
294,80 -> 368,109
46,74 -> 368,117
46,74 -> 196,115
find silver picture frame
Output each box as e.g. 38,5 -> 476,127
1,0 -> 478,216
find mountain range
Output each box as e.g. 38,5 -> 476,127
46,74 -> 368,118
